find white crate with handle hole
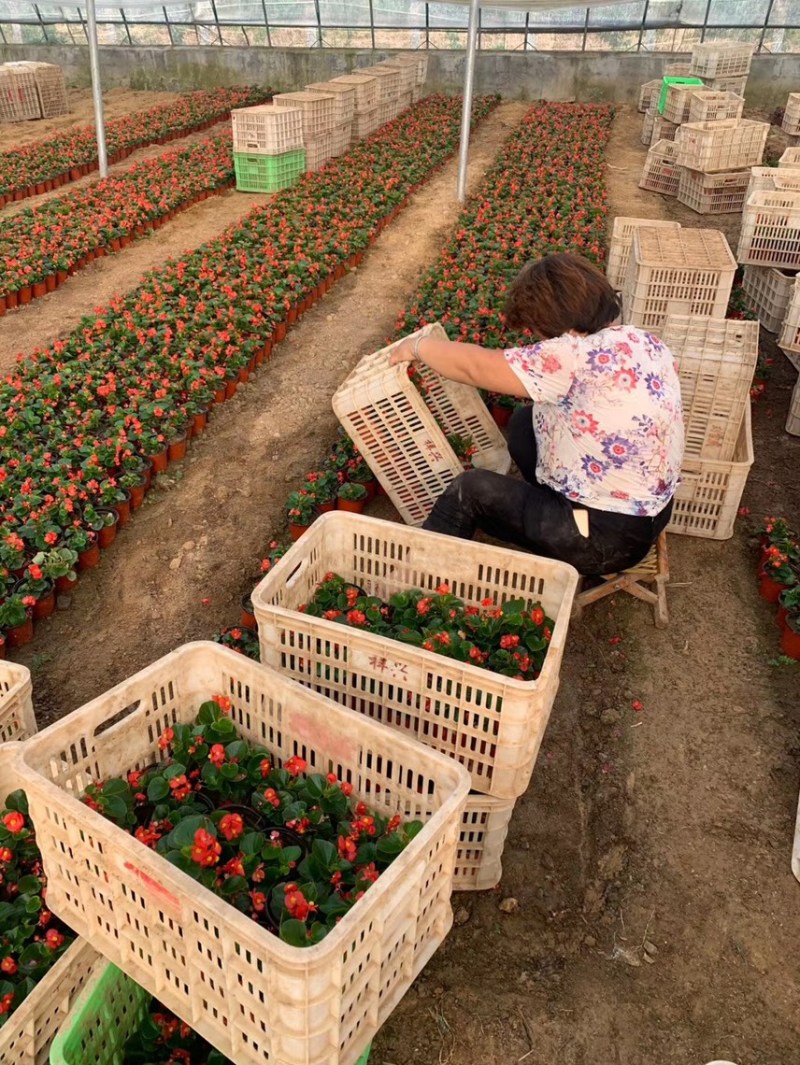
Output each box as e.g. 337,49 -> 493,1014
333,324 -> 510,527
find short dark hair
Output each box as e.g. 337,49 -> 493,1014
504,253 -> 620,339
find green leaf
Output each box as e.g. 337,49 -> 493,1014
146,776 -> 170,802
15,875 -> 42,895
163,763 -> 187,781
279,919 -> 310,948
101,778 -> 130,797
197,701 -> 218,725
311,838 -> 338,871
209,717 -> 236,740
4,790 -> 28,815
170,815 -> 213,849
220,876 -> 248,898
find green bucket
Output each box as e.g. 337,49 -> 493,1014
658,75 -> 705,114
51,962 -> 372,1064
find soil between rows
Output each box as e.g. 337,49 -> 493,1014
4,99 -> 800,1064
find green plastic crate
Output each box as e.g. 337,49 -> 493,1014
658,75 -> 704,114
50,962 -> 372,1065
233,148 -> 306,192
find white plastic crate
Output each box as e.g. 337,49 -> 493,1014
330,121 -> 352,158
778,277 -> 800,365
667,404 -> 753,540
351,107 -> 379,141
690,39 -> 754,79
651,114 -> 679,143
664,62 -> 692,77
305,82 -> 355,125
675,119 -> 768,173
621,227 -> 736,330
13,642 -> 470,1065
377,101 -> 394,127
332,324 -> 511,526
638,79 -> 661,113
455,795 -> 515,891
0,661 -> 35,742
0,744 -> 98,1065
411,86 -> 423,104
677,166 -> 750,215
0,66 -> 39,122
396,90 -> 413,113
641,108 -> 656,147
737,191 -> 800,270
741,265 -> 797,333
390,52 -> 427,85
8,60 -> 67,119
606,216 -> 681,291
331,74 -> 377,111
782,93 -> 800,137
273,91 -> 335,138
660,315 -> 758,461
639,139 -> 681,196
374,60 -> 415,94
700,74 -> 748,96
687,90 -> 744,123
231,104 -> 303,155
779,147 -> 800,169
304,131 -> 333,172
361,67 -> 401,100
252,512 -> 579,800
663,81 -> 706,124
744,167 -> 800,199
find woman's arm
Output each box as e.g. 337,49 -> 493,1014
389,334 -> 531,399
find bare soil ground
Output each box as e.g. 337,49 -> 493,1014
7,101 -> 800,1065
0,87 -> 181,150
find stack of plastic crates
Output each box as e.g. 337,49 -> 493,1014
641,105 -> 679,147
780,147 -> 800,169
606,217 -> 681,291
306,80 -> 355,157
274,90 -> 336,173
6,60 -> 67,117
12,641 -> 470,1065
231,103 -> 305,192
0,63 -> 40,122
687,90 -> 744,124
252,511 -> 580,893
639,139 -> 682,196
621,226 -> 736,331
332,73 -> 379,144
660,315 -> 758,540
661,79 -> 707,124
674,118 -> 768,215
361,66 -> 401,125
691,39 -> 753,98
746,166 -> 800,200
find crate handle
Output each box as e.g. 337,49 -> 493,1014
285,557 -> 309,589
93,697 -> 143,738
679,471 -> 702,483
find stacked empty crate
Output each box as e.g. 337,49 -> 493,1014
231,103 -> 305,192
332,73 -> 379,144
274,90 -> 336,172
780,279 -> 800,433
361,66 -> 402,127
783,94 -> 800,139
3,60 -> 68,118
660,314 -> 757,538
0,63 -> 41,123
306,80 -> 355,157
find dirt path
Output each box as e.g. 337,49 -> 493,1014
0,87 -> 181,151
14,100 -> 528,724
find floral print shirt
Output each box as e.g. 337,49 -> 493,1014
504,326 -> 684,517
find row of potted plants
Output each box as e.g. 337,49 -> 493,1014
0,86 -> 270,206
393,102 -> 614,351
1,135 -> 236,310
757,516 -> 800,660
0,94 -> 500,658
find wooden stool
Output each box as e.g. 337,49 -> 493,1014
572,532 -> 670,629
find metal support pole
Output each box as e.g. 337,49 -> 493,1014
425,2 -> 429,49
456,0 -> 479,203
163,6 -> 174,45
368,0 -> 375,50
241,23 -> 249,45
700,0 -> 711,41
260,0 -> 271,48
313,0 -> 322,47
77,7 -> 88,42
637,0 -> 648,51
120,8 -> 132,45
524,10 -> 529,51
582,6 -> 589,51
0,24 -> 6,44
209,0 -> 223,44
86,0 -> 108,178
758,0 -> 775,53
34,5 -> 50,43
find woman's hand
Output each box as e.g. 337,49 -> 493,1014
388,337 -> 416,366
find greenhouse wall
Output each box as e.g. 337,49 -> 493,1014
0,44 -> 797,105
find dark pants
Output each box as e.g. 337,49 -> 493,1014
423,406 -> 673,576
